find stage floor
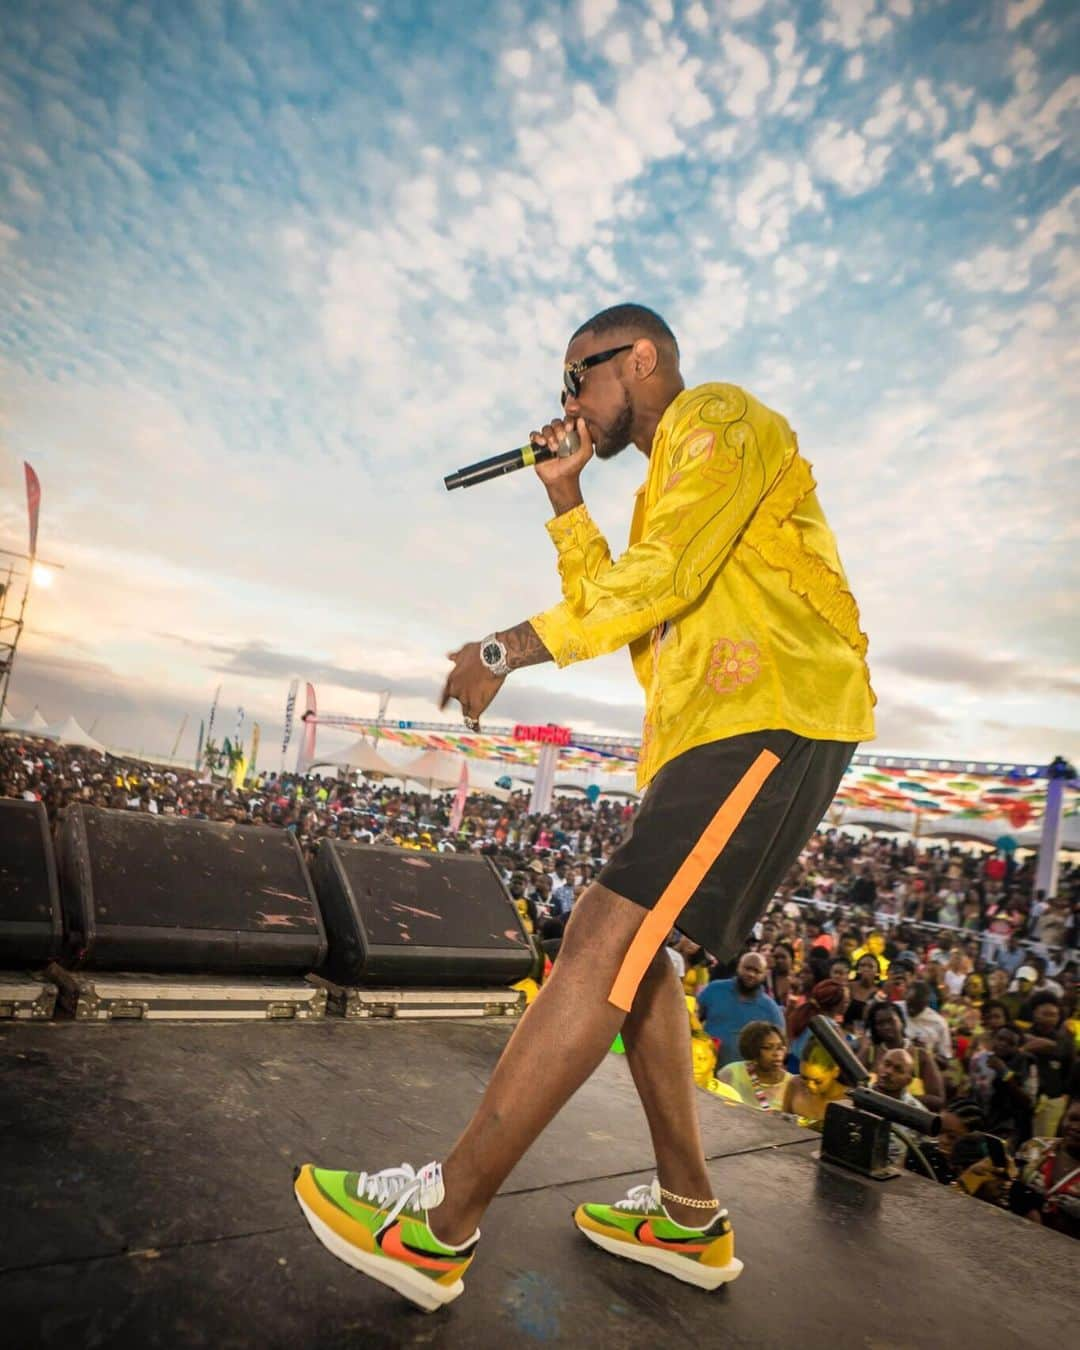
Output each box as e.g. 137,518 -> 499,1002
1,1019 -> 1076,1348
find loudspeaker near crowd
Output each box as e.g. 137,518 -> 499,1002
1,3 -> 1077,1346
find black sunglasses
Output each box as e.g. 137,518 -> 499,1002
562,343 -> 634,401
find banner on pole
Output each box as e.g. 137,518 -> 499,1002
248,722 -> 260,782
449,758 -> 469,834
206,685 -> 221,744
24,463 -> 41,559
202,686 -> 222,782
170,713 -> 188,761
374,689 -> 391,743
282,678 -> 299,756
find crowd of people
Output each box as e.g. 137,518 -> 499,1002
3,731 -> 1078,1237
686,924 -> 1078,1227
679,831 -> 1079,1239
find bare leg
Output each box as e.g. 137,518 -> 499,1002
430,884 -> 713,1245
430,885 -> 639,1244
621,949 -> 715,1226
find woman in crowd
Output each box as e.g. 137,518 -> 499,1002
961,972 -> 987,1005
1014,1096 -> 1080,1239
930,1098 -> 987,1180
766,942 -> 796,1009
844,953 -> 885,1031
938,971 -> 986,1063
785,966 -> 817,1024
979,998 -> 1011,1035
1021,993 -> 1075,1138
961,891 -> 986,931
904,1094 -> 1018,1197
781,1040 -> 847,1128
859,1001 -> 946,1111
985,967 -> 1010,1002
786,979 -> 850,1071
924,957 -> 948,1011
715,1020 -> 792,1111
829,955 -> 853,986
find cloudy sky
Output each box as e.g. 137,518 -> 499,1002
0,0 -> 1077,774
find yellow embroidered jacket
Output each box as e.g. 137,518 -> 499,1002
529,383 -> 876,789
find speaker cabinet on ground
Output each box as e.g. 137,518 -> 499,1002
58,805 -> 327,973
313,843 -> 534,986
0,799 -> 63,964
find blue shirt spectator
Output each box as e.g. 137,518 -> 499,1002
698,953 -> 785,1066
995,941 -> 1027,977
550,879 -> 575,917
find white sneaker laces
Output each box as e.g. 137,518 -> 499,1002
352,1161 -> 445,1232
613,1180 -> 661,1214
613,1178 -> 724,1227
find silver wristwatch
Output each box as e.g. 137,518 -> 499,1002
479,633 -> 510,677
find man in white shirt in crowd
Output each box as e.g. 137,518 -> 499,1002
905,981 -> 953,1064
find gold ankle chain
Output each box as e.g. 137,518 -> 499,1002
658,1185 -> 719,1209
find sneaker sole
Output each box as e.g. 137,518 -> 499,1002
294,1185 -> 464,1313
576,1221 -> 744,1290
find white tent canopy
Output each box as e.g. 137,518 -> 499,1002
835,808 -> 1080,852
402,749 -> 467,791
1,705 -> 50,734
315,737 -> 402,777
41,715 -> 108,754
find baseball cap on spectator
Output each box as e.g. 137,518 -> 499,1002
1013,964 -> 1038,984
782,901 -> 800,918
527,859 -> 545,874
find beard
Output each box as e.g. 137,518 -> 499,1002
593,389 -> 634,460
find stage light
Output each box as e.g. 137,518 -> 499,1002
31,563 -> 54,588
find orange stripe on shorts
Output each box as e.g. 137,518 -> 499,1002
607,747 -> 781,1013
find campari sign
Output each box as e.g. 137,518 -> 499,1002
513,724 -> 572,746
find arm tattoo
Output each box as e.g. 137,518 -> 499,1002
497,621 -> 553,672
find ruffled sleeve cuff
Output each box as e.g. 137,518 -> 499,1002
528,605 -> 590,669
545,503 -> 599,552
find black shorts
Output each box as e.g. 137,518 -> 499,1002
600,730 -> 856,1011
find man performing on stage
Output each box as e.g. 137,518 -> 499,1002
294,303 -> 876,1311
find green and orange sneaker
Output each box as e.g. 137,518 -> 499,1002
573,1178 -> 743,1290
294,1161 -> 478,1312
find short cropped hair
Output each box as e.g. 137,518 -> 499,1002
738,1019 -> 785,1061
571,303 -> 679,359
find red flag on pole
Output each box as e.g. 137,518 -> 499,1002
449,758 -> 469,834
24,463 -> 41,558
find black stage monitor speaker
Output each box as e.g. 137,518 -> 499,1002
313,843 -> 534,986
58,805 -> 327,973
0,798 -> 63,964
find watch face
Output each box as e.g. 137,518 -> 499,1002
482,642 -> 502,664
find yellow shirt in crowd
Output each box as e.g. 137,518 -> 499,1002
530,383 -> 877,788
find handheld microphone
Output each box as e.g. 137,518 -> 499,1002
444,428 -> 579,491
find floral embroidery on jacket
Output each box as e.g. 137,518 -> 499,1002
706,638 -> 761,694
